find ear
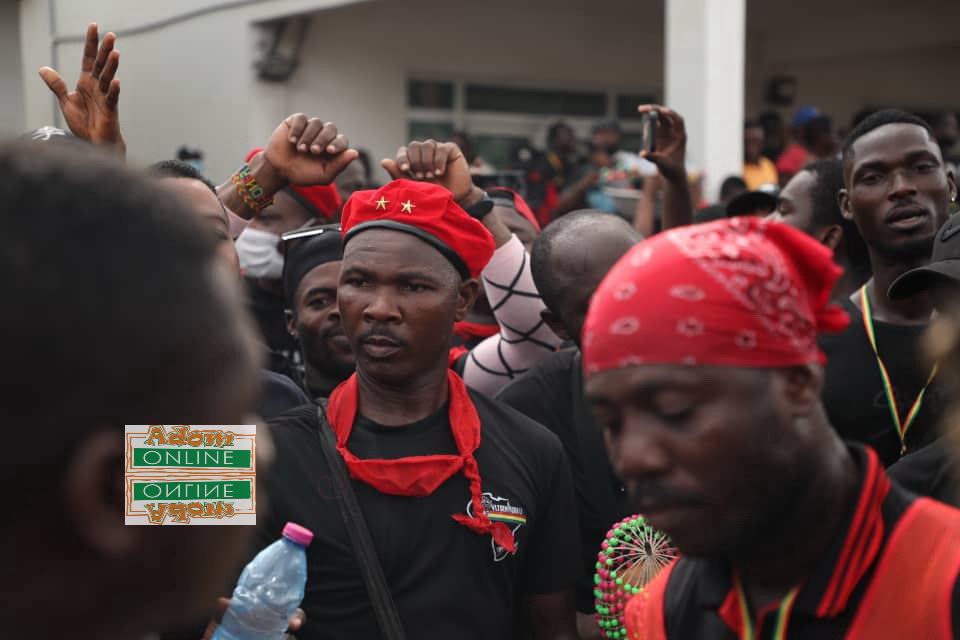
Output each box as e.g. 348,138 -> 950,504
775,364 -> 824,418
948,170 -> 957,203
285,309 -> 298,338
64,429 -> 137,558
540,308 -> 570,341
455,278 -> 482,322
818,224 -> 843,252
838,188 -> 854,222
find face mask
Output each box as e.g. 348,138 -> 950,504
236,227 -> 284,279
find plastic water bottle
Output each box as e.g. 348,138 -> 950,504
212,522 -> 313,640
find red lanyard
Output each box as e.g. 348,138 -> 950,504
859,286 -> 938,455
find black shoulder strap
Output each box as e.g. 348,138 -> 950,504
315,403 -> 407,640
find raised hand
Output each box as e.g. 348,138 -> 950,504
382,140 -> 476,204
637,105 -> 687,183
382,139 -> 512,246
39,23 -> 125,154
219,114 -> 356,221
261,113 -> 358,187
636,104 -> 693,230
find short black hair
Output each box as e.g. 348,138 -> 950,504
841,109 -> 934,176
802,158 -> 871,283
758,111 -> 783,130
805,158 -> 845,230
1,142 -> 254,495
800,115 -> 833,148
151,159 -> 217,193
547,121 -> 572,145
720,176 -> 747,201
531,210 -> 641,312
851,107 -> 881,129
744,119 -> 762,130
591,120 -> 621,135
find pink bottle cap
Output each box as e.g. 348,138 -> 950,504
282,522 -> 314,547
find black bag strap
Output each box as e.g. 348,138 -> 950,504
315,402 -> 407,640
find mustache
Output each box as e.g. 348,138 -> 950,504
626,481 -> 703,511
323,325 -> 346,339
885,202 -> 930,221
357,325 -> 406,347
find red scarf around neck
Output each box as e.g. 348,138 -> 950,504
326,370 -> 516,552
453,320 -> 500,342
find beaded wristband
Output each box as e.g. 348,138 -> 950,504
231,164 -> 274,214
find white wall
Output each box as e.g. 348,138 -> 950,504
12,0 -> 960,184
746,0 -> 960,125
272,0 -> 960,186
257,0 -> 663,183
17,0 -> 366,180
0,0 -> 24,135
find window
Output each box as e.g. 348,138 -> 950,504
472,134 -> 531,169
617,94 -> 659,120
408,80 -> 455,109
407,120 -> 455,141
406,78 -> 659,169
465,85 -> 607,118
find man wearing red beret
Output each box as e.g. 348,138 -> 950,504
581,217 -> 960,639
260,146 -> 581,639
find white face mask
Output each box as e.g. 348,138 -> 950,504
236,227 -> 284,279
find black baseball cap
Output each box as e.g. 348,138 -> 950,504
889,210 -> 960,299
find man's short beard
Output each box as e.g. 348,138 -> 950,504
870,235 -> 935,263
307,350 -> 355,381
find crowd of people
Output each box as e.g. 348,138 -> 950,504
8,21 -> 960,640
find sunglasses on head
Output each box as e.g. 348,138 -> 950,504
280,224 -> 342,256
281,223 -> 342,243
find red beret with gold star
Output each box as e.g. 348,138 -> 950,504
340,179 -> 495,279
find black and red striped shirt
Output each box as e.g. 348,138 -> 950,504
658,446 -> 960,639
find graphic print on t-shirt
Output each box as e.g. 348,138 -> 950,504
467,492 -> 527,561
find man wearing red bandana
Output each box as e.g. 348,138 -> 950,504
582,217 -> 960,639
261,163 -> 581,638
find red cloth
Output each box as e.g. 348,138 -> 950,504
536,181 -> 559,228
245,148 -> 342,220
581,217 -> 849,375
776,144 -> 811,178
448,345 -> 469,367
340,179 -> 496,279
453,320 -> 500,342
326,371 -> 516,551
487,187 -> 541,232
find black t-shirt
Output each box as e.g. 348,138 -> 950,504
261,391 -> 581,640
888,436 -> 960,506
496,349 -> 627,613
820,297 -> 946,466
259,370 -> 310,420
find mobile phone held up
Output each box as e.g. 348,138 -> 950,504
639,112 -> 658,154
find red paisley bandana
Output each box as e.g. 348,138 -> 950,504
326,370 -> 516,552
582,217 -> 850,374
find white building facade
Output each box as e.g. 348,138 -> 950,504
5,0 -> 960,198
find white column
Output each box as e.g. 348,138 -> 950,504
665,0 -> 745,204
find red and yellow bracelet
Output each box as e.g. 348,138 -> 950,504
231,164 -> 274,214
